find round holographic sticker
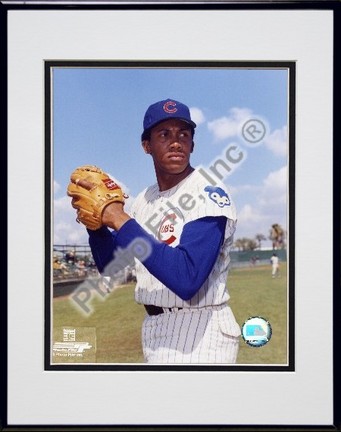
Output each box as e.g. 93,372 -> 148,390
241,316 -> 272,348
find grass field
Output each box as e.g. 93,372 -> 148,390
52,263 -> 288,365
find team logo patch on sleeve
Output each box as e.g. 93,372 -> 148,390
204,186 -> 231,207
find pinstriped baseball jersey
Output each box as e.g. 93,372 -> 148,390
130,168 -> 237,310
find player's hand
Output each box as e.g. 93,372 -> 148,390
102,202 -> 131,231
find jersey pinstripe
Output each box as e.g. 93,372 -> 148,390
142,305 -> 240,363
130,169 -> 237,310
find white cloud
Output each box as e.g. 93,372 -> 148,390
232,166 -> 288,245
54,180 -> 61,195
263,166 -> 287,190
264,126 -> 288,157
189,107 -> 205,126
207,107 -> 253,141
238,204 -> 264,224
234,203 -> 275,248
54,220 -> 88,245
206,107 -> 287,159
53,195 -> 88,244
228,183 -> 259,199
261,166 -> 288,207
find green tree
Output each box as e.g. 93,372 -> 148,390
255,233 -> 266,249
269,223 -> 286,249
246,238 -> 258,251
234,237 -> 258,251
233,239 -> 244,251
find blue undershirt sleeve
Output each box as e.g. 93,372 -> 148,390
114,216 -> 228,301
87,226 -> 117,273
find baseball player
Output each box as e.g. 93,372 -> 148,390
270,253 -> 280,278
68,98 -> 241,364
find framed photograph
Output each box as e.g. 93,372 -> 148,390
3,1 -> 339,430
46,60 -> 294,371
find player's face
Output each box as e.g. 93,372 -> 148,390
143,119 -> 194,176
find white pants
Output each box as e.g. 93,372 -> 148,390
142,305 -> 241,364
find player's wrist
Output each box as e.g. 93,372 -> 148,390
102,203 -> 131,231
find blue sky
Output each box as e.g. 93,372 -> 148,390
53,66 -> 289,248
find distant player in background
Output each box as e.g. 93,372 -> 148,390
86,98 -> 241,364
270,253 -> 280,278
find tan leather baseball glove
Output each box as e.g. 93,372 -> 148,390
67,165 -> 128,230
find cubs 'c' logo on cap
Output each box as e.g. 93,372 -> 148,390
163,101 -> 177,114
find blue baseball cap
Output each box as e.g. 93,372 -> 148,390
142,99 -> 197,136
